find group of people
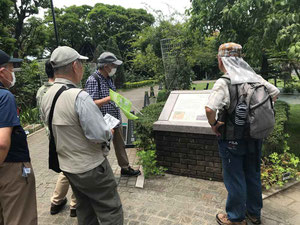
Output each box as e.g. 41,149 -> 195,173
0,42 -> 279,225
0,46 -> 140,225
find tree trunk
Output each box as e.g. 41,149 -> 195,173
291,63 -> 300,80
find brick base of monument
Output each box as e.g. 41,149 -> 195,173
155,131 -> 223,181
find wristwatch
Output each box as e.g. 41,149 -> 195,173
209,120 -> 218,126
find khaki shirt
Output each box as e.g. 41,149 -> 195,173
36,82 -> 54,135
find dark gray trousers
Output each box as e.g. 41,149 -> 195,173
64,158 -> 123,225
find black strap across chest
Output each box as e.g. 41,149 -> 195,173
48,84 -> 75,173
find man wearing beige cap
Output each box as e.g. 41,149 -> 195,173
205,43 -> 279,225
41,46 -> 123,225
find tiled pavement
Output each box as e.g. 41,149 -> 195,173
27,85 -> 299,225
28,129 -> 298,225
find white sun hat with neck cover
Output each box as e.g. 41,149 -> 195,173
218,42 -> 260,84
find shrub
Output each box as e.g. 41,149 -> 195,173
263,101 -> 289,156
157,89 -> 170,102
123,79 -> 158,89
282,83 -> 294,93
295,83 -> 300,93
137,150 -> 167,178
261,135 -> 300,190
19,107 -> 40,127
135,102 -> 166,178
12,61 -> 41,109
135,101 -> 166,150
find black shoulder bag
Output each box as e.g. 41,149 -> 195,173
48,84 -> 74,173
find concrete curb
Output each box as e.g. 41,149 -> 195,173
27,127 -> 45,138
262,179 -> 300,200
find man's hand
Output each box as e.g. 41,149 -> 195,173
211,121 -> 224,136
111,129 -> 115,135
94,96 -> 111,107
205,106 -> 224,136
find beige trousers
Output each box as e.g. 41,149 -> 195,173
0,162 -> 37,225
51,172 -> 77,209
113,126 -> 129,169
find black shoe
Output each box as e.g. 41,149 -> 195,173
70,208 -> 77,217
246,212 -> 261,224
121,166 -> 141,177
50,198 -> 67,215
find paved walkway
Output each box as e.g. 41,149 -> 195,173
27,85 -> 299,225
28,129 -> 299,225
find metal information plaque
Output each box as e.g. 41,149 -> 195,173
153,90 -> 213,135
169,93 -> 210,122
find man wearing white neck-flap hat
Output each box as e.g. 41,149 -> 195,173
205,43 -> 279,225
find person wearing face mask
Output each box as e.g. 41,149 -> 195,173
0,50 -> 38,225
85,52 -> 141,177
41,46 -> 123,225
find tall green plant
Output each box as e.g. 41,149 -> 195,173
12,61 -> 41,109
137,150 -> 167,178
135,102 -> 167,178
135,102 -> 166,150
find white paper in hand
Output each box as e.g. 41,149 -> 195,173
104,113 -> 120,129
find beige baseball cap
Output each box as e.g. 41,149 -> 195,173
50,46 -> 88,68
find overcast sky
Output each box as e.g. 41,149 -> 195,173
50,0 -> 191,18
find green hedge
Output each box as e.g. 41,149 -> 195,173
157,89 -> 170,103
123,79 -> 158,89
263,101 -> 290,156
134,101 -> 166,150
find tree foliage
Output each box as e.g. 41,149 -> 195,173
0,0 -> 16,54
88,4 -> 155,60
12,0 -> 49,57
44,5 -> 92,55
11,60 -> 41,109
189,0 -> 300,77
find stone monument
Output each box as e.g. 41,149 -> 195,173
153,90 -> 222,181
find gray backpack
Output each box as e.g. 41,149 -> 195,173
218,77 -> 275,140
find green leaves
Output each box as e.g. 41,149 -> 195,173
189,0 -> 300,72
261,135 -> 300,190
287,42 -> 300,60
12,61 -> 41,109
137,150 -> 167,178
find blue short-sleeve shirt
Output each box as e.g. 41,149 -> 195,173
0,84 -> 30,162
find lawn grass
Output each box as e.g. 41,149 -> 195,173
191,82 -> 215,90
269,79 -> 284,88
286,104 -> 300,157
268,75 -> 299,89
